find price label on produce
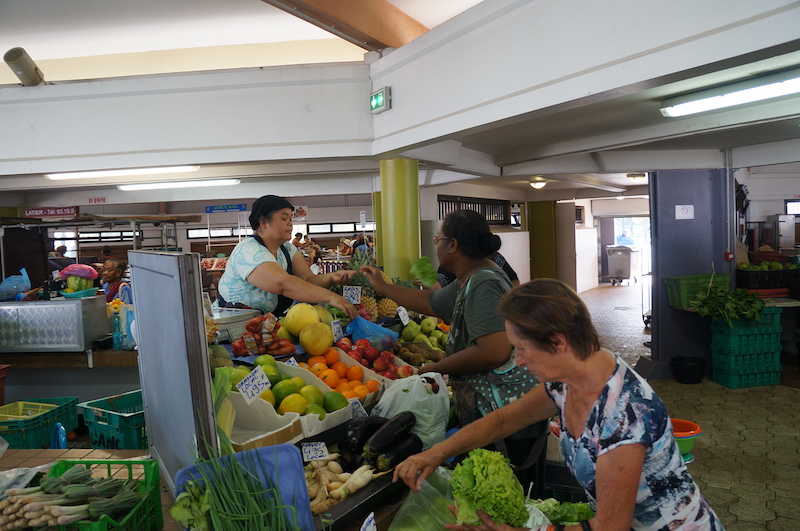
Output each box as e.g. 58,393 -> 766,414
302,441 -> 329,462
349,399 -> 368,418
397,306 -> 410,325
284,357 -> 300,368
236,365 -> 271,405
331,319 -> 343,341
343,285 -> 362,304
360,512 -> 377,531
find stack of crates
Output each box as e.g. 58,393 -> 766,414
711,307 -> 782,388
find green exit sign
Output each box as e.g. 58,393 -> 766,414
370,87 -> 391,114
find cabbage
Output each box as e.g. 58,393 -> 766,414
450,449 -> 528,527
410,257 -> 438,287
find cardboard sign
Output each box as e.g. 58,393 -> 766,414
301,441 -> 330,462
343,285 -> 362,304
236,365 -> 271,404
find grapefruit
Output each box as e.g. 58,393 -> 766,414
272,380 -> 300,406
290,376 -> 306,389
299,322 -> 334,356
284,303 -> 320,336
278,393 -> 308,415
260,388 -> 276,406
313,305 -> 334,327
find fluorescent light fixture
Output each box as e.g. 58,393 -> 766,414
118,179 -> 240,191
627,173 -> 647,183
660,69 -> 800,117
46,165 -> 199,180
529,181 -> 547,189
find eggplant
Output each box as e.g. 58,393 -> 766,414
343,415 -> 389,453
362,411 -> 416,459
376,433 -> 423,472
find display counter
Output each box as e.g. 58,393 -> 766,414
0,295 -> 110,354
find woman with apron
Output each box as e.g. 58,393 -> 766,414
217,195 -> 357,318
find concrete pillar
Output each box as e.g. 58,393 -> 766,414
379,159 -> 419,281
372,191 -> 383,266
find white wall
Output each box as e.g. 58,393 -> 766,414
575,227 -> 599,293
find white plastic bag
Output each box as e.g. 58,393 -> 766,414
371,373 -> 449,449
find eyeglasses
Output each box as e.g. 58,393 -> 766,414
432,236 -> 451,244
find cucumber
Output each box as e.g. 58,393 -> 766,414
362,411 -> 416,460
343,415 -> 389,453
376,433 -> 423,472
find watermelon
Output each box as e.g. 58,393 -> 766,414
66,276 -> 94,291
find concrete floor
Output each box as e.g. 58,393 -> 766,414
581,282 -> 800,530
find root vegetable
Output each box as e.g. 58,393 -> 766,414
337,472 -> 352,482
310,498 -> 337,516
327,481 -> 343,490
305,454 -> 341,469
326,461 -> 344,475
329,464 -> 374,499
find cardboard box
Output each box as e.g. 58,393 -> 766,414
229,391 -> 304,451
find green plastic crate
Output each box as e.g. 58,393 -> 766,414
712,367 -> 782,389
664,274 -> 730,309
0,397 -> 78,449
79,390 -> 147,450
710,326 -> 781,354
711,306 -> 782,330
712,349 -> 781,374
45,459 -> 162,531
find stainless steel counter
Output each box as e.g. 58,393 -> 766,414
0,295 -> 110,353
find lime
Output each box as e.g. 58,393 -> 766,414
281,374 -> 293,381
306,404 -> 327,420
272,380 -> 300,406
322,391 -> 349,413
278,393 -> 308,415
230,366 -> 251,391
260,388 -> 275,406
263,366 -> 282,387
299,384 -> 324,408
254,354 -> 278,369
290,376 -> 306,389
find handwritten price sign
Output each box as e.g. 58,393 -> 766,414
236,365 -> 271,405
301,441 -> 330,462
343,285 -> 362,304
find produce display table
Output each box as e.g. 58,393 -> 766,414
0,348 -> 138,369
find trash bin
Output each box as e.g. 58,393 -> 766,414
606,246 -> 640,285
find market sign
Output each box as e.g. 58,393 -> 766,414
205,204 -> 246,213
25,206 -> 77,217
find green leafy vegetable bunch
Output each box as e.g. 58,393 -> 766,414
689,287 -> 764,327
450,448 -> 528,527
529,498 -> 594,525
411,257 -> 438,287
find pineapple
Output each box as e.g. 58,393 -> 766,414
343,251 -> 383,321
377,297 -> 398,318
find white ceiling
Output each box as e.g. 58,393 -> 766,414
2,0 -> 800,202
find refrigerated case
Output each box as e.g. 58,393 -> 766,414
767,214 -> 796,251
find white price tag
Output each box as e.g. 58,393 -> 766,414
360,512 -> 377,531
331,319 -> 344,341
236,365 -> 271,405
301,441 -> 330,462
349,398 -> 368,418
343,285 -> 362,304
284,357 -> 300,368
397,306 -> 410,325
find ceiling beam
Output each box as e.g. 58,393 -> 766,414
261,0 -> 429,51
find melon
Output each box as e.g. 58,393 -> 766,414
66,276 -> 94,291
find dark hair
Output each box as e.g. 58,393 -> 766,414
440,209 -> 501,259
249,195 -> 294,230
295,232 -> 302,238
55,245 -> 67,254
497,278 -> 600,360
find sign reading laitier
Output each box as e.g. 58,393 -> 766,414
25,206 -> 77,217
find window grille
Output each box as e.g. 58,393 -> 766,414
437,195 -> 511,225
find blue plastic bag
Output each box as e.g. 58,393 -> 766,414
345,316 -> 398,351
0,268 -> 30,301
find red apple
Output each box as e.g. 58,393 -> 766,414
355,338 -> 372,349
379,350 -> 394,361
347,350 -> 363,363
396,365 -> 415,378
360,358 -> 371,368
378,370 -> 397,380
371,357 -> 389,372
335,338 -> 352,351
363,346 -> 380,362
387,362 -> 398,374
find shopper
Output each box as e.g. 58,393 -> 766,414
435,251 -> 520,289
217,195 -> 357,317
291,232 -> 304,247
360,210 -> 539,472
101,257 -> 132,303
394,278 -> 724,531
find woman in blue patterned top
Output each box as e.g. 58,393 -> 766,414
394,278 -> 723,531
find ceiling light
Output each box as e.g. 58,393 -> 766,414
118,179 -> 240,191
46,165 -> 199,180
529,181 -> 547,189
627,173 -> 647,183
660,69 -> 800,117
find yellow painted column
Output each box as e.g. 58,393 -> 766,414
380,159 -> 419,281
372,191 -> 383,266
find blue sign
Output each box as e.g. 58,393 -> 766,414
205,204 -> 247,213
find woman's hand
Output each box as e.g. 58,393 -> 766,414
328,269 -> 357,285
327,293 -> 357,319
359,265 -> 389,293
444,508 -> 529,531
392,450 -> 445,492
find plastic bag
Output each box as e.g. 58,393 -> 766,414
0,268 -> 30,301
387,467 -> 456,531
371,373 -> 449,450
346,316 -> 398,351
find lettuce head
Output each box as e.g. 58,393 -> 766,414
450,449 -> 528,527
410,257 -> 438,287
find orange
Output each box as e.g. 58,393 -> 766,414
307,355 -> 327,367
323,347 -> 340,366
341,390 -> 357,400
335,381 -> 352,393
298,362 -> 310,370
345,365 -> 364,382
310,362 -> 328,376
319,369 -> 340,389
365,379 -> 380,393
331,361 -> 348,378
351,384 -> 369,400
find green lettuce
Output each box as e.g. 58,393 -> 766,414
411,257 -> 438,287
529,498 -> 594,524
450,449 -> 528,527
